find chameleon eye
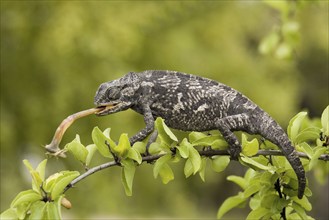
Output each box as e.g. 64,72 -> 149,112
106,88 -> 120,100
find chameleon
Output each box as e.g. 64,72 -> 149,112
94,70 -> 306,199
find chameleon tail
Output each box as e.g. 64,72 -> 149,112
258,115 -> 306,199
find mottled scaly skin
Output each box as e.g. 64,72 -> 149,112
94,70 -> 306,199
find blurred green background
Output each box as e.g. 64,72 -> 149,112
1,1 -> 328,219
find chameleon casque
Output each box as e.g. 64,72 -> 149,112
94,70 -> 306,199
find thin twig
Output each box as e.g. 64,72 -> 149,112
274,178 -> 287,220
200,149 -> 329,161
63,153 -> 165,193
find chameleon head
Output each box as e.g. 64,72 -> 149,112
94,72 -> 140,116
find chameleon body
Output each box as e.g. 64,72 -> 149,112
94,70 -> 305,199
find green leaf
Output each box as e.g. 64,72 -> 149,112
261,139 -> 279,150
282,169 -> 299,191
287,213 -> 303,220
132,141 -> 146,154
259,171 -> 276,186
262,194 -> 290,213
299,142 -> 313,159
36,159 -> 47,181
177,138 -> 190,158
50,171 -> 80,200
261,194 -> 277,210
153,154 -> 174,184
188,131 -> 207,143
211,156 -> 230,173
92,127 -> 113,158
54,196 -> 64,219
275,42 -> 292,60
172,152 -> 181,163
23,160 -> 43,193
44,173 -> 61,193
309,147 -> 327,170
188,145 -> 202,174
113,133 -> 130,158
246,207 -> 270,220
65,135 -> 88,164
291,202 -> 309,220
282,21 -> 299,35
272,156 -> 287,173
244,184 -> 261,198
178,139 -> 202,176
28,200 -> 47,220
227,175 -> 247,190
295,127 -> 321,144
10,189 -> 42,208
287,112 -> 308,143
148,142 -> 162,155
282,188 -> 298,198
155,117 -> 178,146
199,157 -> 207,182
248,172 -> 262,186
158,163 -> 174,184
184,159 -> 193,178
321,105 -> 329,136
217,192 -> 246,219
244,168 -> 257,182
210,139 -> 229,150
127,148 -> 142,164
102,128 -> 112,139
16,202 -> 30,219
249,194 -> 261,210
0,208 -> 18,220
46,200 -> 61,220
191,134 -> 227,149
153,154 -> 172,178
241,134 -> 259,156
30,171 -> 44,193
281,21 -> 300,47
259,31 -> 280,54
275,198 -> 290,213
304,187 -> 313,198
292,195 -> 312,211
85,144 -> 98,167
121,159 -> 136,196
23,159 -> 34,172
240,155 -> 273,172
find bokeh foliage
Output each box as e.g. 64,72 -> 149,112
1,1 -> 328,218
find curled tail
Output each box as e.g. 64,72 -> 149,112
256,112 -> 306,199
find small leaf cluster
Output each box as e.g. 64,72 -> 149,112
0,160 -> 79,220
91,127 -> 143,196
57,127 -> 144,197
217,106 -> 329,219
288,107 -> 329,184
151,117 -> 230,184
259,0 -> 309,59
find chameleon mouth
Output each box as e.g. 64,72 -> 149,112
95,102 -> 121,116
